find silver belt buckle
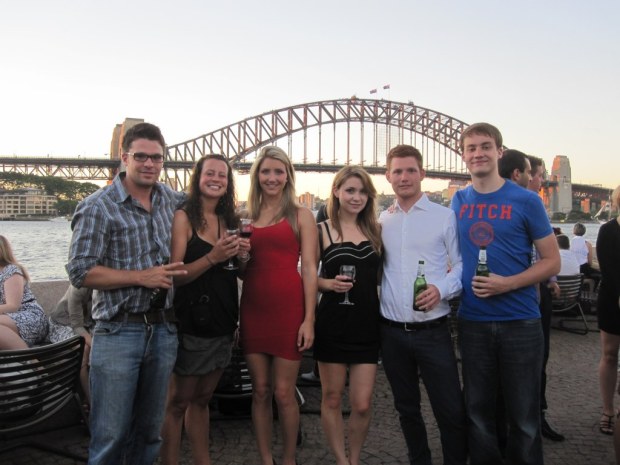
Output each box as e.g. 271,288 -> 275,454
403,321 -> 415,332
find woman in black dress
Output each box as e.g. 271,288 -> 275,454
597,184 -> 620,435
314,166 -> 382,465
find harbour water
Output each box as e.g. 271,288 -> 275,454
0,218 -> 605,282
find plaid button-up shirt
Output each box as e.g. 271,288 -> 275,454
66,173 -> 184,321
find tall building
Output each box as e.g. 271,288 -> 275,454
298,192 -> 315,210
549,155 -> 572,213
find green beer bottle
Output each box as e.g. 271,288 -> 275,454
475,246 -> 490,277
413,260 -> 428,312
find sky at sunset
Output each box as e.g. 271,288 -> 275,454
1,0 -> 618,196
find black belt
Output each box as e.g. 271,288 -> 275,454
381,315 -> 447,331
109,308 -> 176,324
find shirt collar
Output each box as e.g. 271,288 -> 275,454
110,172 -> 162,204
394,193 -> 430,213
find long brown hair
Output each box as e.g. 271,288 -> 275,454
327,166 -> 382,255
0,235 -> 29,281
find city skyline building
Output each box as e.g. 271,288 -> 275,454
550,155 -> 573,214
0,188 -> 57,220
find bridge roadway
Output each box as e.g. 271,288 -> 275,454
0,155 -> 472,181
0,156 -> 612,200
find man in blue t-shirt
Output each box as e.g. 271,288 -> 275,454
451,123 -> 560,465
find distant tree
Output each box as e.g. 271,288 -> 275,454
0,173 -> 99,202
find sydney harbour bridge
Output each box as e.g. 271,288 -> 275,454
0,97 -> 611,211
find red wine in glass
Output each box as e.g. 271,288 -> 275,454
240,219 -> 253,238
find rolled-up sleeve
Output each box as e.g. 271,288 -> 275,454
66,202 -> 109,288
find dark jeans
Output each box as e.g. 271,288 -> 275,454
459,318 -> 544,465
381,321 -> 467,465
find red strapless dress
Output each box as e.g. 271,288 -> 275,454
240,220 -> 304,361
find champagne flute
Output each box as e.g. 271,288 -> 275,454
339,265 -> 356,305
223,228 -> 239,270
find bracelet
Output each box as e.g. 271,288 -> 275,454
205,254 -> 216,267
238,253 -> 251,263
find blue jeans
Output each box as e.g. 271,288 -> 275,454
88,320 -> 178,465
458,318 -> 544,465
380,321 -> 467,465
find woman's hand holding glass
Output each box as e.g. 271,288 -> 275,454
334,265 -> 356,305
336,265 -> 355,305
206,232 -> 240,269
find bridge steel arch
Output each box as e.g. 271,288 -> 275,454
166,97 -> 471,190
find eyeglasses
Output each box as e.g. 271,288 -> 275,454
128,152 -> 165,163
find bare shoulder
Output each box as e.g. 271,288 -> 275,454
173,208 -> 190,223
297,206 -> 316,225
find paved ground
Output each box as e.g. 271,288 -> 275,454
2,313 -> 616,465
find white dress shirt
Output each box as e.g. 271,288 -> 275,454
380,194 -> 463,322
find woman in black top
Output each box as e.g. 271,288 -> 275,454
597,185 -> 620,436
160,154 -> 249,465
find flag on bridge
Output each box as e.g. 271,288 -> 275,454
370,89 -> 377,94
383,84 -> 390,90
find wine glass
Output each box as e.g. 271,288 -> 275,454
239,218 -> 253,239
339,265 -> 356,305
239,218 -> 253,261
223,228 -> 239,270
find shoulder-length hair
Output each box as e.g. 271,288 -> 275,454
247,146 -> 300,237
184,154 -> 238,231
0,235 -> 29,281
327,166 -> 382,255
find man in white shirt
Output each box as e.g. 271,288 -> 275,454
379,145 -> 467,465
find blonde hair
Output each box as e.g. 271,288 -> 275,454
247,146 -> 300,237
327,166 -> 382,255
0,235 -> 29,281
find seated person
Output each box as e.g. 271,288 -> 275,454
0,235 -> 48,350
570,223 -> 593,275
48,285 -> 93,403
557,234 -> 580,276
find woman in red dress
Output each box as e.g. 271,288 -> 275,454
240,146 -> 318,465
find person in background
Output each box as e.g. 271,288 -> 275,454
161,154 -> 247,465
596,184 -> 620,436
556,235 -> 580,276
380,145 -> 467,465
0,234 -> 48,350
498,148 -> 531,188
239,146 -> 318,465
527,154 -> 545,195
300,202 -> 328,385
570,223 -> 593,275
314,166 -> 382,465
452,123 -> 560,464
67,122 -> 187,465
48,285 -> 93,403
527,154 -> 564,441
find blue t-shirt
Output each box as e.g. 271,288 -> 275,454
451,181 -> 552,321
